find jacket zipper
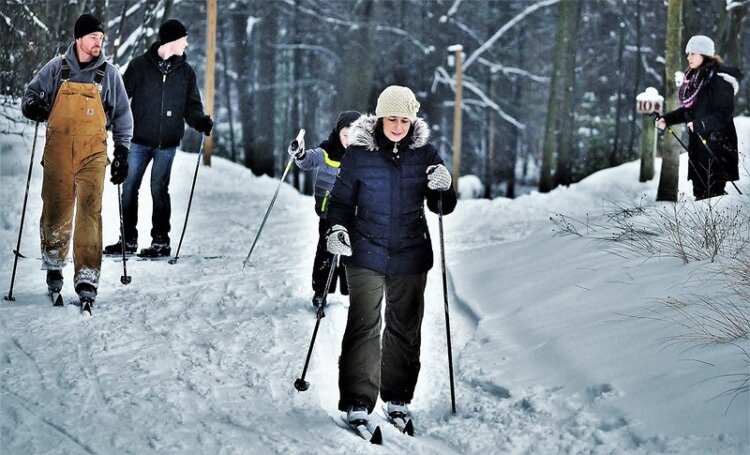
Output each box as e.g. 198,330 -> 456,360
158,73 -> 166,148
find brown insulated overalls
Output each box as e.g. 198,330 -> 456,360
40,64 -> 108,289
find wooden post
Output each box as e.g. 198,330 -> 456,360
639,115 -> 655,182
448,45 -> 463,193
203,0 -> 217,166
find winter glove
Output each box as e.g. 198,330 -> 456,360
195,115 -> 214,136
288,147 -> 308,160
288,136 -> 306,160
326,224 -> 352,256
426,164 -> 452,191
22,96 -> 50,122
110,144 -> 129,185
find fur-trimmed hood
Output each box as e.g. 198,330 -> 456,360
348,114 -> 430,151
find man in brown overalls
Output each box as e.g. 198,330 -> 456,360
22,13 -> 133,305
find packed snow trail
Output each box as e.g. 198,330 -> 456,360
2,120 -> 747,453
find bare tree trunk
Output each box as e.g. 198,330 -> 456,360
220,29 -> 237,163
230,6 -> 254,172
554,0 -> 582,187
539,2 -> 565,193
611,20 -> 626,167
336,0 -> 380,112
628,0 -> 643,155
250,3 -> 277,177
716,3 -> 745,68
656,0 -> 682,202
162,0 -> 175,22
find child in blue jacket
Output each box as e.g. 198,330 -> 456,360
290,111 -> 361,306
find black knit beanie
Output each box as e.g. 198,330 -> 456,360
159,19 -> 188,44
335,110 -> 362,133
74,13 -> 104,39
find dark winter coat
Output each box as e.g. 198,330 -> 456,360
326,115 -> 457,276
661,64 -> 743,184
123,42 -> 205,148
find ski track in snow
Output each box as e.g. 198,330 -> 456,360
2,127 -> 747,453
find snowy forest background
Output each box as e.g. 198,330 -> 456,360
1,0 -> 748,198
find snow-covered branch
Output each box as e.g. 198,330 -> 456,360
463,0 -> 560,71
434,66 -> 525,130
477,57 -> 549,83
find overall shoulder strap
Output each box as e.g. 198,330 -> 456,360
60,56 -> 70,81
94,61 -> 107,84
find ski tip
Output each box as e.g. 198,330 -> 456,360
370,425 -> 383,444
80,299 -> 93,315
404,418 -> 414,436
296,129 -> 305,142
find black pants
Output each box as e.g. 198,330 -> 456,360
312,219 -> 348,295
337,266 -> 427,413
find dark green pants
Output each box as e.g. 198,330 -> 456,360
338,266 -> 427,413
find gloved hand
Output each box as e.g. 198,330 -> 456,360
288,137 -> 306,160
288,147 -> 307,160
654,115 -> 666,131
110,144 -> 129,184
23,96 -> 50,122
195,115 -> 214,136
326,224 -> 352,256
426,164 -> 452,191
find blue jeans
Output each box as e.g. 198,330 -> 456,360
121,143 -> 176,245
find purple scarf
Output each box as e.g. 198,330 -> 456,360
678,67 -> 712,108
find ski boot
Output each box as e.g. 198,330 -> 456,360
138,243 -> 171,258
103,240 -> 137,255
46,269 -> 63,292
312,292 -> 325,308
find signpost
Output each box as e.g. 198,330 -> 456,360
635,87 -> 663,182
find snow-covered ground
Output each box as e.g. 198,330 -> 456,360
1,114 -> 748,454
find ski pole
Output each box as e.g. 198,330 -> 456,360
655,114 -> 738,196
294,253 -> 340,392
5,121 -> 40,301
694,131 -> 742,195
117,183 -> 132,284
437,193 -> 457,414
169,135 -> 206,265
243,129 -> 305,268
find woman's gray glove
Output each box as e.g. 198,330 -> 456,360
326,224 -> 352,256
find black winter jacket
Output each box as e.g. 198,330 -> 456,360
327,115 -> 457,276
123,42 -> 205,148
662,64 -> 743,183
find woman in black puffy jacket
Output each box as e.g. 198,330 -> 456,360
657,35 -> 743,200
325,85 -> 457,426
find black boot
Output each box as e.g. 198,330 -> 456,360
312,291 -> 325,308
138,243 -> 171,258
103,240 -> 137,255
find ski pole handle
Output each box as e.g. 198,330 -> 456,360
289,129 -> 305,155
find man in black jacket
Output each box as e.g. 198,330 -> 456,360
104,19 -> 213,258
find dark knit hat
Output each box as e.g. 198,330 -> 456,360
335,111 -> 362,133
74,13 -> 104,39
159,19 -> 188,44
